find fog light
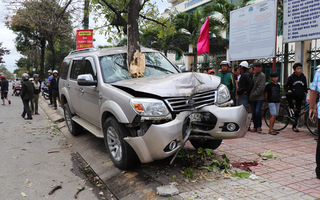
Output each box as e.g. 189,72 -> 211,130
168,140 -> 177,150
226,123 -> 236,131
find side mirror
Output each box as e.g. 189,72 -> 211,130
77,74 -> 97,86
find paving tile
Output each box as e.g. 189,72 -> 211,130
303,187 -> 320,198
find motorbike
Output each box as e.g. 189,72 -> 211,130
14,84 -> 22,96
42,85 -> 50,100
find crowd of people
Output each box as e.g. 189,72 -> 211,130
202,61 -> 308,135
0,70 -> 60,120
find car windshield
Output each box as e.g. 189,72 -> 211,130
99,52 -> 179,83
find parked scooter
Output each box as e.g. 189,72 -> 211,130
42,85 -> 50,100
14,84 -> 22,96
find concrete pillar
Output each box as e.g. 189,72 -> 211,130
295,40 -> 311,85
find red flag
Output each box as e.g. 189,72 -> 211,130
197,17 -> 210,55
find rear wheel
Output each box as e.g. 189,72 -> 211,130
63,103 -> 82,136
190,139 -> 222,150
103,116 -> 138,169
264,104 -> 290,131
306,111 -> 318,136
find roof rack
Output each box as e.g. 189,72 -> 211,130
68,48 -> 97,55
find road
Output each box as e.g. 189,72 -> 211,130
0,91 -> 112,199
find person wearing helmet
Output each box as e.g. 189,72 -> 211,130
30,74 -> 41,115
249,62 -> 266,133
0,74 -> 11,105
217,61 -> 235,96
50,70 -> 60,110
47,70 -> 53,105
208,69 -> 215,75
237,61 -> 253,113
21,73 -> 34,120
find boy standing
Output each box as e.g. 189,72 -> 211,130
264,72 -> 280,135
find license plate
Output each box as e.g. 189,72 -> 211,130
190,113 -> 201,122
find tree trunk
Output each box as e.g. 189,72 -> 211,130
83,0 -> 89,29
39,39 -> 46,80
127,0 -> 141,71
48,39 -> 56,71
283,43 -> 289,84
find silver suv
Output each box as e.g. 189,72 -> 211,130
59,47 -> 251,169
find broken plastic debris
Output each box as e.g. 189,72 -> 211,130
249,174 -> 258,180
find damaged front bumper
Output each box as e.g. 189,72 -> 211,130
124,105 -> 251,164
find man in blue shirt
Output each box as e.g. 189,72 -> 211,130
309,65 -> 320,179
47,70 -> 53,105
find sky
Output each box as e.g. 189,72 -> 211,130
0,0 -> 171,73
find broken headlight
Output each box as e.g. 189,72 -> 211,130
130,98 -> 169,116
216,84 -> 230,104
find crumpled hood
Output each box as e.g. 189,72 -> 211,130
111,72 -> 221,97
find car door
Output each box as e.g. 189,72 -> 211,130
68,59 -> 84,115
79,57 -> 100,126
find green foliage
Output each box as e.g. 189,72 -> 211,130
181,167 -> 194,179
258,150 -> 278,158
90,0 -> 161,44
231,170 -> 251,178
0,64 -> 14,80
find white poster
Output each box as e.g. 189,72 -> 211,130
283,0 -> 320,43
229,0 -> 277,61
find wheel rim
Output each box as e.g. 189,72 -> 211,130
64,109 -> 72,133
107,126 -> 122,162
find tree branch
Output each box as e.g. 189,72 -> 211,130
138,14 -> 166,27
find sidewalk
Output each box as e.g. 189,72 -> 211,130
0,95 -> 99,199
214,126 -> 320,199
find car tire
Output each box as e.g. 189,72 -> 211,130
190,139 -> 222,150
63,103 -> 82,136
103,116 -> 138,169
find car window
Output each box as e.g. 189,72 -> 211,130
60,59 -> 71,80
84,59 -> 97,81
70,60 -> 83,80
99,52 -> 179,83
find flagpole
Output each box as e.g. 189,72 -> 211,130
273,0 -> 279,72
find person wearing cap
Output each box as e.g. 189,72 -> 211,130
0,75 -> 11,105
217,61 -> 235,96
21,73 -> 34,120
50,70 -> 60,110
237,61 -> 253,112
264,71 -> 280,135
248,64 -> 255,78
308,64 -> 320,179
249,62 -> 266,133
30,74 -> 41,115
47,70 -> 53,105
284,62 -> 307,132
208,69 -> 215,75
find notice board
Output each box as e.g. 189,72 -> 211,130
283,0 -> 320,43
229,0 -> 277,61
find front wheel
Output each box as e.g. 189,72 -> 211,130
63,103 -> 82,136
306,111 -> 319,136
190,139 -> 222,150
103,116 -> 138,169
264,104 -> 290,131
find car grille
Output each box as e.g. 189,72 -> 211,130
164,90 -> 216,112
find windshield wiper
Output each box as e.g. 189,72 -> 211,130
145,64 -> 175,74
114,62 -> 128,70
